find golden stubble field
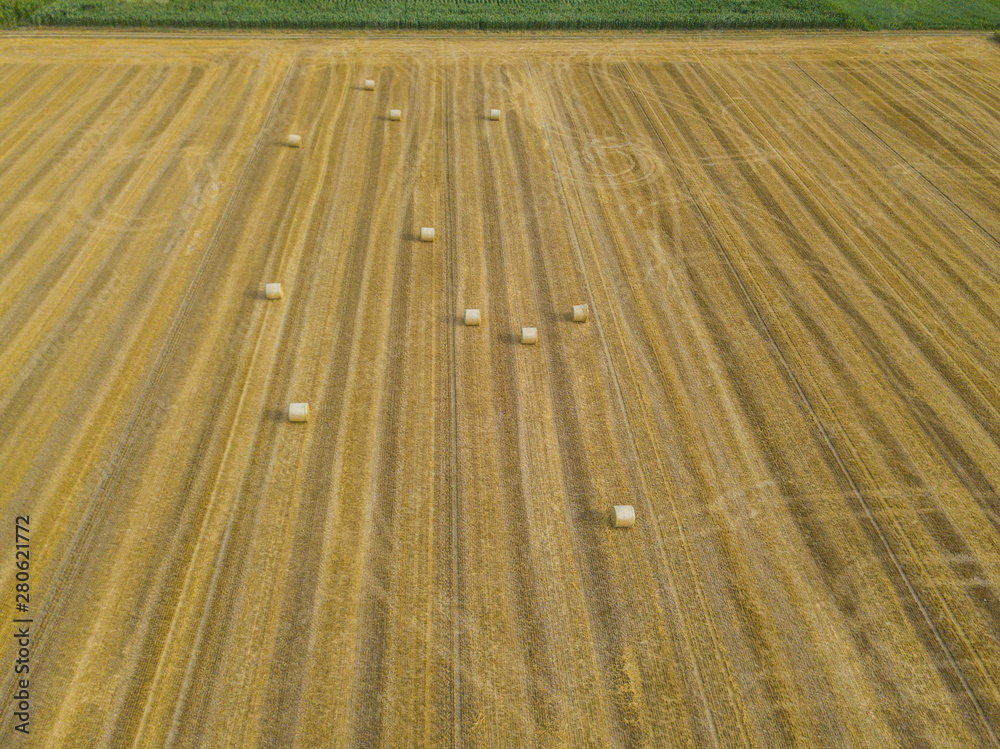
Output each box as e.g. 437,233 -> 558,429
1,29 -> 999,748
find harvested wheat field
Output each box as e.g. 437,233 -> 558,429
1,30 -> 999,748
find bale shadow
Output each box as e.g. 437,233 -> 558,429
269,408 -> 288,423
500,331 -> 521,345
246,288 -> 268,300
580,506 -> 613,528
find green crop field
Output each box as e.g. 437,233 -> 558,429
0,0 -> 49,26
2,0 -> 999,30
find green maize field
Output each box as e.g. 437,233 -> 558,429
2,0 -> 1000,33
0,0 -> 50,26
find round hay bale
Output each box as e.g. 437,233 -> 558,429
389,109 -> 402,121
521,327 -> 538,345
364,79 -> 375,90
572,304 -> 589,322
420,227 -> 435,242
265,283 -> 283,300
489,109 -> 501,121
287,134 -> 302,148
288,403 -> 309,422
612,505 -> 635,528
464,309 -> 480,326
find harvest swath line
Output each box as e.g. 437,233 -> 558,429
694,55 -> 1000,527
255,62 -> 360,747
0,65 -> 114,211
877,61 -> 1000,165
0,55 -> 261,718
0,66 -> 181,352
766,62 -> 1000,381
0,63 -> 87,175
269,59 -> 403,747
135,289 -> 283,744
739,61 -> 1000,314
651,54 -> 1000,738
0,62 -> 48,114
792,61 -> 1000,459
467,64 -> 565,739
687,52 -> 1000,698
251,59 -> 401,747
529,59 -> 723,747
0,65 -> 172,253
442,61 -> 463,749
791,62 -> 1000,253
120,67 -> 313,737
0,62 -> 220,532
620,60 -> 1000,749
344,59 -> 448,744
569,56 -> 766,736
351,100 -> 417,748
160,61 -> 295,747
506,63 -> 657,746
621,59 -> 899,742
0,65 -> 174,407
158,62 -> 341,741
828,60 -> 1000,228
55,62 -> 282,745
